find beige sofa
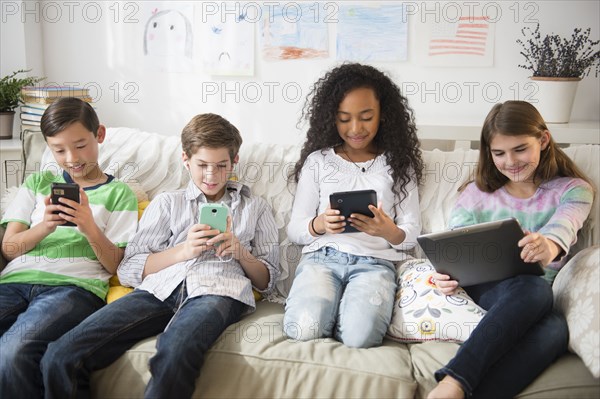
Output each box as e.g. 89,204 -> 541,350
2,128 -> 599,398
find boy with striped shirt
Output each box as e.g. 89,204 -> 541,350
42,113 -> 280,399
0,97 -> 138,398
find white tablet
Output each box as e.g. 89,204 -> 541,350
417,218 -> 544,286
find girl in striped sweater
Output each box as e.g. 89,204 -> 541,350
428,101 -> 594,399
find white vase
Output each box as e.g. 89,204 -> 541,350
529,77 -> 581,124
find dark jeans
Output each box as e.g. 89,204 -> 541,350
42,284 -> 245,399
0,283 -> 104,399
434,275 -> 569,399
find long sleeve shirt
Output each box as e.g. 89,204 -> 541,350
449,177 -> 593,272
117,180 -> 280,309
287,148 -> 421,262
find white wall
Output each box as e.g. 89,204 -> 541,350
1,0 -> 46,135
3,0 -> 599,145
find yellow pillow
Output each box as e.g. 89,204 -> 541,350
106,200 -> 149,303
137,200 -> 150,220
107,275 -> 133,303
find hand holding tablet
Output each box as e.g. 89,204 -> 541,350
417,218 -> 544,287
329,190 -> 377,233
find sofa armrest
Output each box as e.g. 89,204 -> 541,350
552,245 -> 600,378
0,225 -> 6,272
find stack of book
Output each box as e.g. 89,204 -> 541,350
19,86 -> 92,135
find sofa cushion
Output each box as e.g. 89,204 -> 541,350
41,127 -> 187,199
91,301 -> 418,398
388,259 -> 485,343
419,149 -> 480,235
408,342 -> 600,399
553,245 -> 600,378
563,145 -> 600,251
236,142 -> 301,299
516,353 -> 600,398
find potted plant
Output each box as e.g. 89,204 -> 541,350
0,70 -> 44,139
516,24 -> 600,123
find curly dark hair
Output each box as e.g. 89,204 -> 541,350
292,63 -> 423,201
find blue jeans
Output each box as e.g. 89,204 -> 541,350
283,247 -> 397,348
434,275 -> 569,398
42,284 -> 245,399
0,283 -> 104,399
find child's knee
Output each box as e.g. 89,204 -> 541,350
337,312 -> 391,348
283,307 -> 335,341
0,341 -> 19,367
42,339 -> 70,370
522,275 -> 553,309
338,327 -> 384,348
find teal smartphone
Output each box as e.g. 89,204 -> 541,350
199,203 -> 228,234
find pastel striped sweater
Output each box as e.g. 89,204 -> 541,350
449,177 -> 593,278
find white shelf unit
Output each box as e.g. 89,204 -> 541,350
417,120 -> 600,150
0,138 -> 24,204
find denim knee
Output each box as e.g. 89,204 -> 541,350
510,275 -> 553,312
0,337 -> 25,370
0,335 -> 45,398
42,339 -> 68,371
283,301 -> 336,341
544,311 -> 570,350
284,261 -> 340,341
338,328 -> 383,348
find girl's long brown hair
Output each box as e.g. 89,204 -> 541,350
475,100 -> 592,192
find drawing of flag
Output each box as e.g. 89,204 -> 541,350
428,16 -> 490,57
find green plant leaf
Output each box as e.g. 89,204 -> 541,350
0,70 -> 45,112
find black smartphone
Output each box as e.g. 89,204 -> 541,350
51,182 -> 80,227
329,189 -> 377,233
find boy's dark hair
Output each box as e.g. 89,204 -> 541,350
40,97 -> 99,139
292,62 -> 423,201
181,113 -> 242,160
476,100 -> 592,192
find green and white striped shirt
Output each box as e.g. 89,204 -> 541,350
1,170 -> 138,299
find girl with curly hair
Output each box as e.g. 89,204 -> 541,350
284,63 -> 423,348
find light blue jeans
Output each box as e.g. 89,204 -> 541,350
283,247 -> 397,348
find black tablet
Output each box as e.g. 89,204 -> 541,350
417,218 -> 544,286
329,189 -> 377,233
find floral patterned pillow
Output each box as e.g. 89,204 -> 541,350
553,245 -> 600,378
387,259 -> 486,343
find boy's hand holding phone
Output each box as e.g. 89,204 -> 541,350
181,224 -> 222,260
53,188 -> 97,235
65,189 -> 97,235
180,203 -> 236,261
42,195 -> 71,232
207,216 -> 243,260
47,183 -> 95,234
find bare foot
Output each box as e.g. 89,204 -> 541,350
427,376 -> 465,399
